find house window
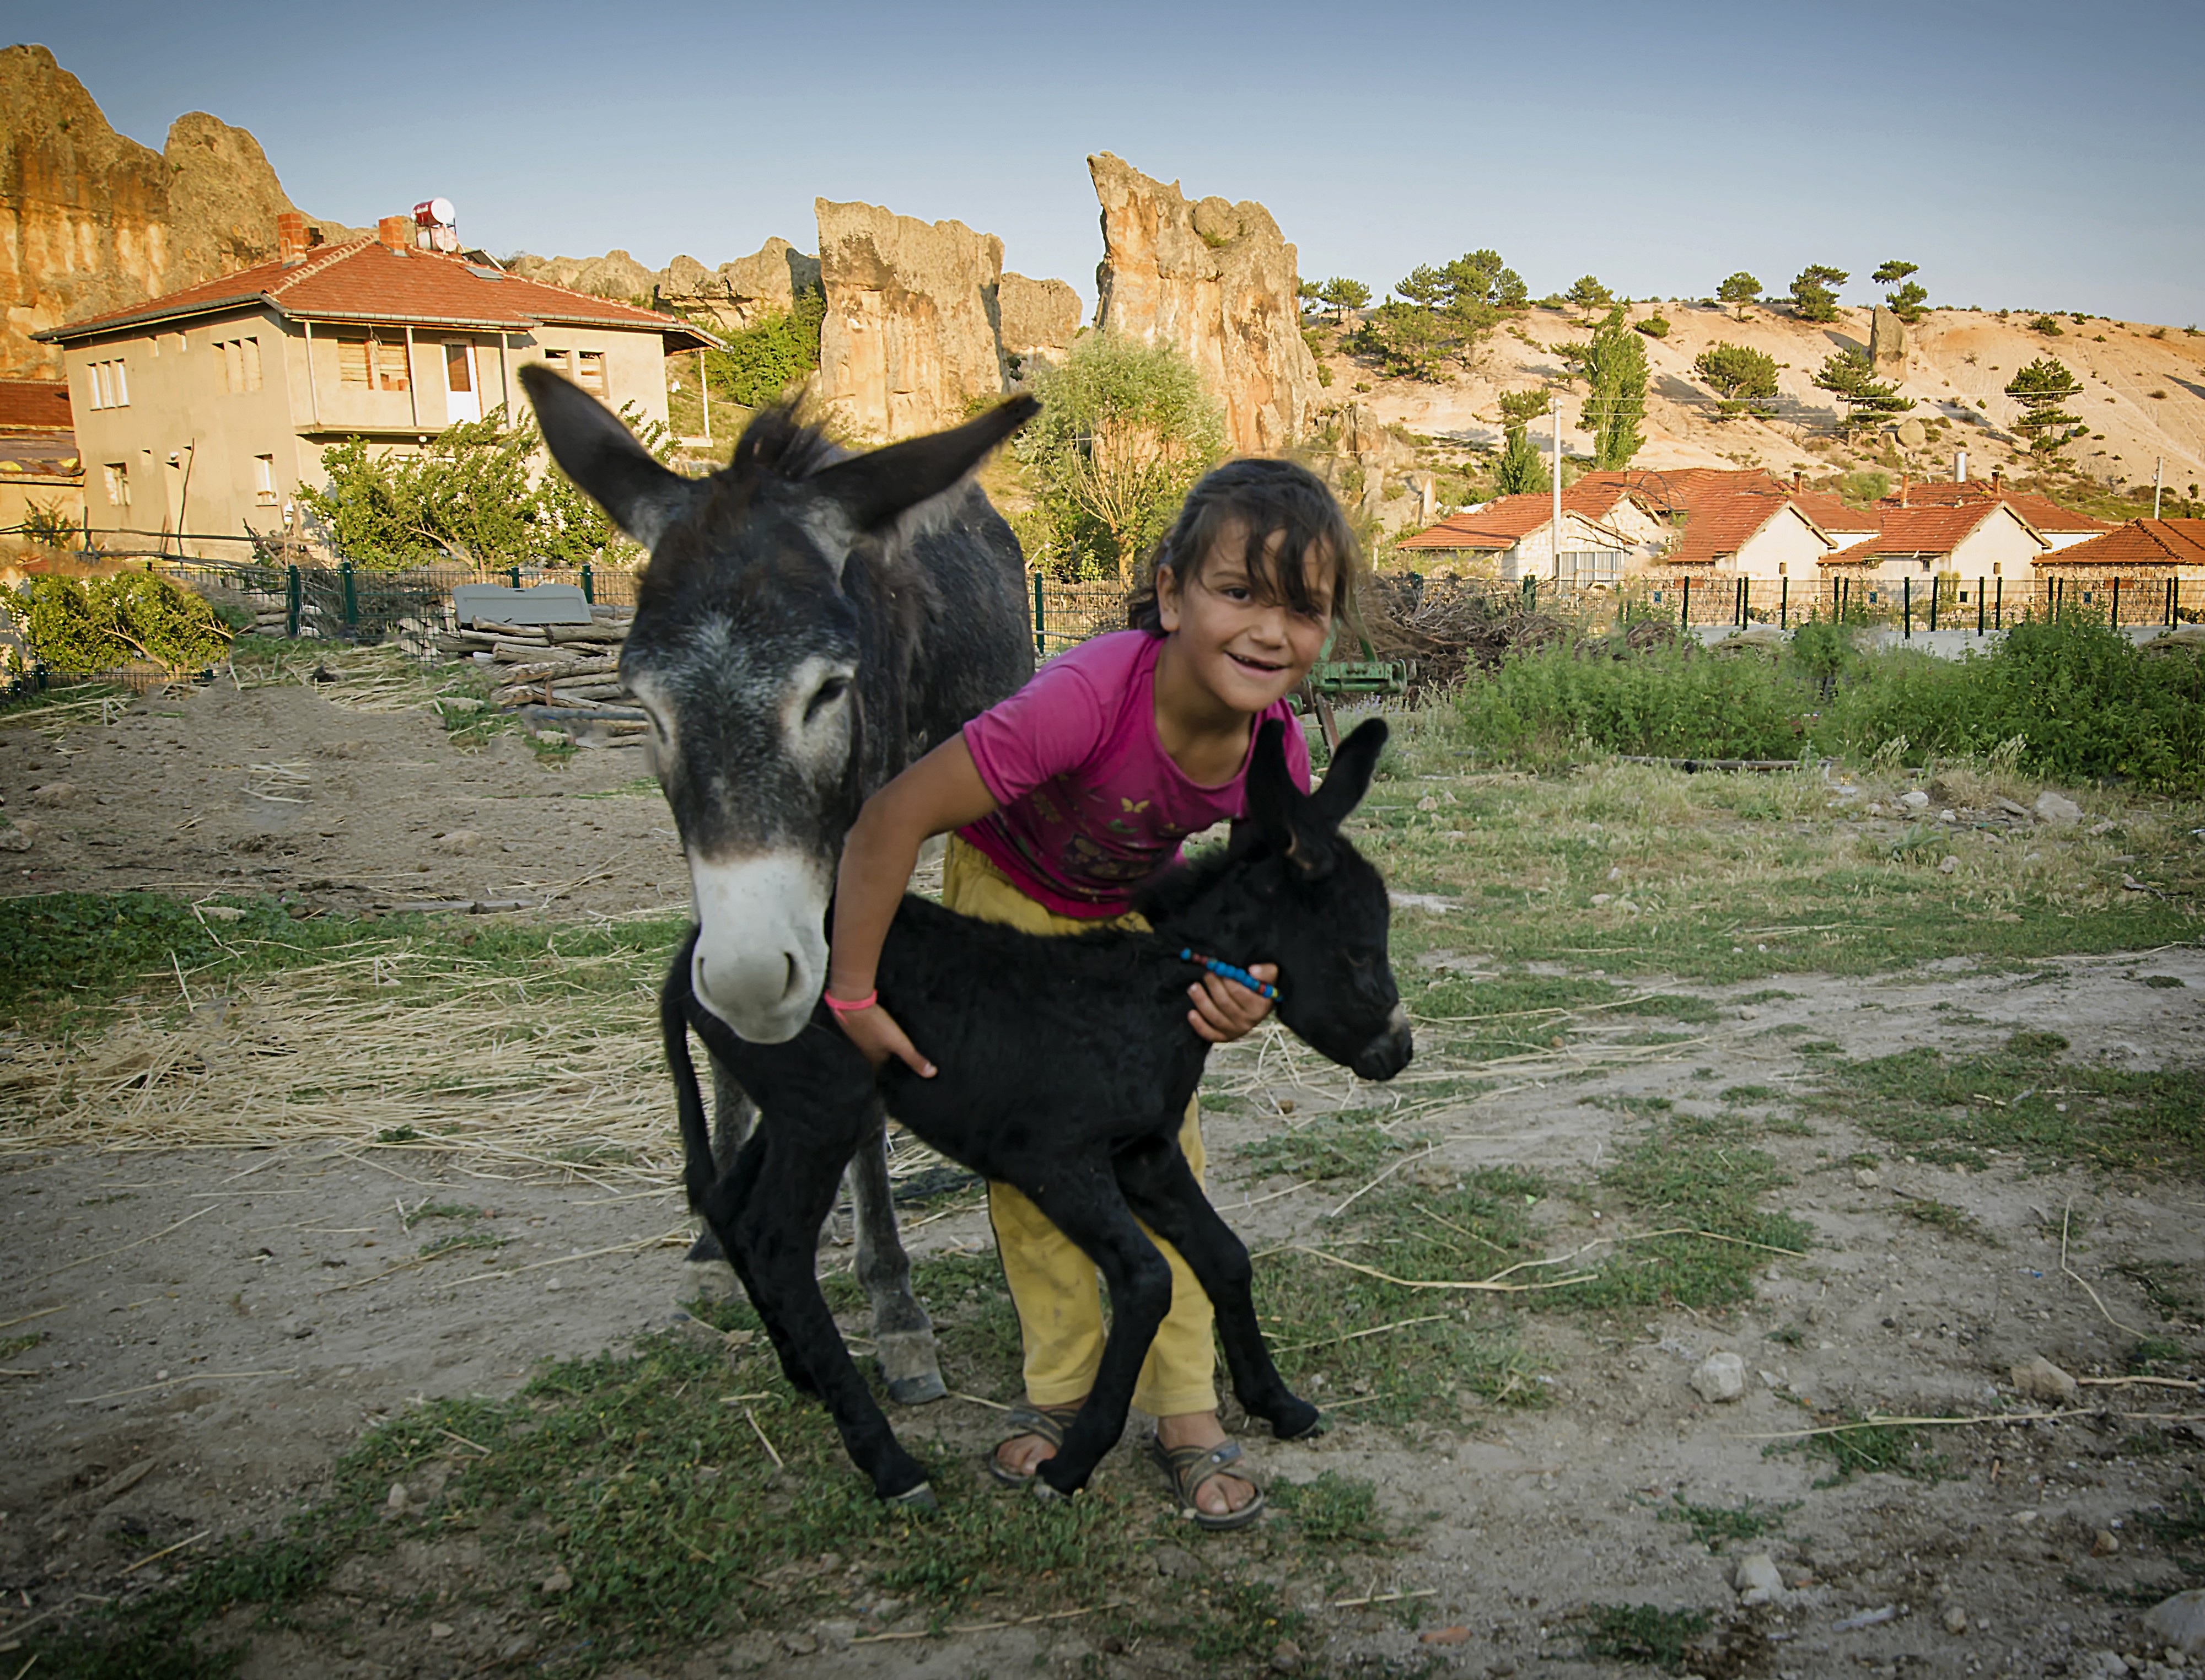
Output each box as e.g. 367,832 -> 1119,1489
242,336 -> 262,390
103,462 -> 130,508
88,358 -> 131,409
255,454 -> 277,507
445,343 -> 472,392
542,348 -> 571,378
220,338 -> 243,392
374,337 -> 409,391
337,333 -> 370,385
577,350 -> 607,394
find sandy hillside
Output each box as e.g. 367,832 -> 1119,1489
1325,303 -> 2205,490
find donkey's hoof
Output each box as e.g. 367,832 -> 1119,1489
1274,1401 -> 1327,1442
886,1372 -> 948,1406
685,1228 -> 725,1264
883,1481 -> 938,1513
1029,1478 -> 1073,1503
876,1331 -> 946,1406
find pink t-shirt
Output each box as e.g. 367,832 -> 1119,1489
958,630 -> 1312,918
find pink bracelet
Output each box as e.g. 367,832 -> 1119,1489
822,989 -> 878,1015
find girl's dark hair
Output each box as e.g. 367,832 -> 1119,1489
1126,457 -> 1362,635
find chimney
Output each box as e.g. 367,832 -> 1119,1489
1954,449 -> 1967,484
276,211 -> 308,264
1990,462 -> 2004,492
1791,467 -> 1804,491
377,215 -> 412,251
1898,474 -> 1910,508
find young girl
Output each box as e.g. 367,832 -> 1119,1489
825,457 -> 1358,1528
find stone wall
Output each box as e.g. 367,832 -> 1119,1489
1087,153 -> 1321,453
813,199 -> 1008,440
0,45 -> 356,379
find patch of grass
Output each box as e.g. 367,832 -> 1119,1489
1718,1085 -> 1779,1104
577,777 -> 661,799
2117,1262 -> 2203,1328
2128,1337 -> 2191,1374
1808,1029 -> 2205,1175
1570,1602 -> 1715,1674
2137,1486 -> 2205,1579
416,1230 -> 507,1259
1269,1472 -> 1390,1548
2139,973 -> 2187,989
1,1329 -> 46,1359
1235,1109 -> 1413,1182
1654,1494 -> 1799,1550
1899,1197 -> 1998,1244
1766,1412 -> 1955,1487
397,1200 -> 485,1230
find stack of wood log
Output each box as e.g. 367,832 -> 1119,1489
432,610 -> 636,711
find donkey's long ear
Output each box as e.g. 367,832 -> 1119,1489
809,396 -> 1038,531
1243,718 -> 1340,880
520,363 -> 696,548
1309,719 -> 1389,831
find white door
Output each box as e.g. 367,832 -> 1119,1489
444,342 -> 480,424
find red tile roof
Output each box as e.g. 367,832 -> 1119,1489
0,433 -> 79,475
1876,481 -> 2111,533
1567,466 -> 1790,515
1397,493 -> 1629,551
0,380 -> 72,433
1819,502 -> 2043,566
2036,518 -> 2205,570
35,239 -> 718,348
1788,490 -> 1878,531
1657,492 -> 1806,566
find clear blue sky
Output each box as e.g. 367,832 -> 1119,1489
29,0 -> 2205,324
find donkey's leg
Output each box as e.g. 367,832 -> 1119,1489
685,1057 -> 756,1264
699,1125 -> 819,1399
1013,1161 -> 1177,1498
719,1122 -> 932,1505
1115,1134 -> 1322,1442
849,1103 -> 945,1406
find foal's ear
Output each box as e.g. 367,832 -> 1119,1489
809,396 -> 1039,532
1308,719 -> 1389,831
1245,718 -> 1337,880
520,363 -> 696,548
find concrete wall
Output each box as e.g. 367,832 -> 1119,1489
1733,505 -> 1833,581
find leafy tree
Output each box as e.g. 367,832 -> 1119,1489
1394,265 -> 1451,310
1566,274 -> 1614,313
1356,299 -> 1450,380
2003,357 -> 2084,457
1789,265 -> 1848,323
1014,332 -> 1226,583
1873,259 -> 1928,325
13,573 -> 231,674
1693,342 -> 1781,417
704,287 -> 825,407
1716,272 -> 1762,319
1444,250 -> 1529,313
1316,276 -> 1371,325
1810,348 -> 1915,438
298,403 -> 672,569
1493,390 -> 1553,495
2028,314 -> 2065,336
1635,313 -> 1671,338
1563,307 -> 1647,468
1297,278 -> 1321,311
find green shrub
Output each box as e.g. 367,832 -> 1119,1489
706,289 -> 825,406
13,573 -> 232,675
1453,637 -> 1805,764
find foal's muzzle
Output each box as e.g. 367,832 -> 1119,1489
1349,1003 -> 1415,1082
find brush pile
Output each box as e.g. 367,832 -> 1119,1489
1358,574 -> 1573,692
433,606 -> 635,712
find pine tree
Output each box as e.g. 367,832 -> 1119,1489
1316,277 -> 1370,325
1692,343 -> 1781,417
1810,348 -> 1914,438
1566,274 -> 1614,313
1493,390 -> 1552,495
2003,357 -> 2084,457
1789,265 -> 1848,323
1716,272 -> 1762,320
1560,307 -> 1646,468
1873,260 -> 1929,324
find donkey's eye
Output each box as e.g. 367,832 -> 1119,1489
805,677 -> 851,721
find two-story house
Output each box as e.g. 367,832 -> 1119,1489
36,212 -> 716,548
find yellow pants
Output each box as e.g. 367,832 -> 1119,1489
941,837 -> 1216,1419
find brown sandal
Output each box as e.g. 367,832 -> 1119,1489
1147,1435 -> 1266,1530
987,1401 -> 1084,1488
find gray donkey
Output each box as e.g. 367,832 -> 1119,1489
519,364 -> 1038,1404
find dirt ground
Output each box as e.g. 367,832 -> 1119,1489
3,675 -> 2202,1679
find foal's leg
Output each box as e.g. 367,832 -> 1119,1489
848,1101 -> 946,1405
685,1056 -> 757,1264
715,1122 -> 933,1505
1115,1134 -> 1322,1442
1012,1160 -> 1178,1498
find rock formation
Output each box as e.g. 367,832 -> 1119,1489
813,199 -> 1008,440
997,273 -> 1081,368
1869,305 -> 1908,375
507,236 -> 823,333
0,45 -> 356,379
1087,154 -> 1321,453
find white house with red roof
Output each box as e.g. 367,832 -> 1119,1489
1394,492 -> 1642,584
34,212 -> 716,549
1817,502 -> 2051,590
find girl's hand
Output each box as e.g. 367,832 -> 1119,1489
831,999 -> 937,1078
1186,963 -> 1278,1043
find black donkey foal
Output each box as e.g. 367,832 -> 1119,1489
664,718 -> 1412,1506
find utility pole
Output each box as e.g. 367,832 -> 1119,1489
1550,395 -> 1564,584
2153,455 -> 2163,519
700,347 -> 712,448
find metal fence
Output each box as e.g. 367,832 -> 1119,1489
1621,573 -> 2204,635
1031,578 -> 1132,656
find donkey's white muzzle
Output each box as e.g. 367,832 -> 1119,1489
688,853 -> 831,1044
